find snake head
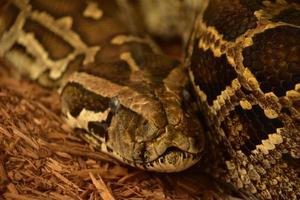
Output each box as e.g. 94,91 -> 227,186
105,94 -> 205,172
61,70 -> 204,172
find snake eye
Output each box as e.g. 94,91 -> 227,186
182,88 -> 191,102
110,97 -> 120,113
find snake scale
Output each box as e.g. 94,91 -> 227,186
0,0 -> 299,199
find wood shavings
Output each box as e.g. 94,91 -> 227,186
89,172 -> 115,200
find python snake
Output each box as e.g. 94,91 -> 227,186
0,0 -> 299,199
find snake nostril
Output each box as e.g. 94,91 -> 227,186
182,88 -> 191,102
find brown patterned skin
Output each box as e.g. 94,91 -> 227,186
0,0 -> 204,172
0,0 -> 299,198
187,0 -> 300,199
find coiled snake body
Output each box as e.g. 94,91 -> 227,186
0,0 -> 299,199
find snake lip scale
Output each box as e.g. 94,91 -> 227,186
112,146 -> 202,173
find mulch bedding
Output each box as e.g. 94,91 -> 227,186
0,61 -> 237,200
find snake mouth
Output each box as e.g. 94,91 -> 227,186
133,147 -> 202,173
